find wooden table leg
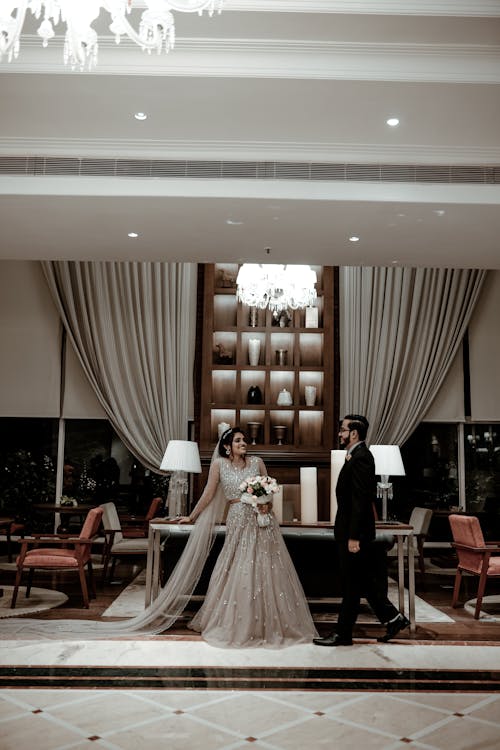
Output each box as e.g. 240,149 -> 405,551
144,524 -> 155,608
407,531 -> 416,633
397,536 -> 405,613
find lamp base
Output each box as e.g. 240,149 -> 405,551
167,472 -> 188,517
377,480 -> 393,522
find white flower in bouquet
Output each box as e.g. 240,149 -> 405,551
239,475 -> 280,527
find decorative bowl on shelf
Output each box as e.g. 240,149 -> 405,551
247,421 -> 262,445
273,425 -> 287,445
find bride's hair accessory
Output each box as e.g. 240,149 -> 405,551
220,427 -> 233,444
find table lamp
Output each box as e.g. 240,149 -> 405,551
160,440 -> 202,517
369,444 -> 406,522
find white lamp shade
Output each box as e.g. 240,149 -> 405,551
160,440 -> 202,473
369,445 -> 405,477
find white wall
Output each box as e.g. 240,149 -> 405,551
468,270 -> 500,421
0,261 -> 104,418
0,261 -> 61,416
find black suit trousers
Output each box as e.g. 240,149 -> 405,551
336,540 -> 399,638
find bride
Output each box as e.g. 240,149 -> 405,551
178,427 -> 317,647
1,427 -> 317,648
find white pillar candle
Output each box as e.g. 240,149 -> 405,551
273,486 -> 283,524
300,467 -> 318,523
330,450 -> 346,523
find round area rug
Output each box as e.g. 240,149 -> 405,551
464,595 -> 500,622
0,586 -> 68,617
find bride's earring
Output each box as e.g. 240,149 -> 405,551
225,447 -> 231,456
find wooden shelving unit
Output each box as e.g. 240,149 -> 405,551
199,263 -> 335,459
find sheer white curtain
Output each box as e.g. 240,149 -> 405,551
340,266 -> 487,445
42,261 -> 197,471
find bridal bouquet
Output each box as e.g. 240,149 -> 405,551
239,475 -> 280,527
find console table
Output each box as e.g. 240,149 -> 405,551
145,520 -> 416,633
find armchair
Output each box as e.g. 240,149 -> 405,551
449,513 -> 500,619
408,507 -> 433,574
100,501 -> 149,582
10,506 -> 103,609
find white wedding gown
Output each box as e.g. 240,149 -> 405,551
189,456 -> 318,648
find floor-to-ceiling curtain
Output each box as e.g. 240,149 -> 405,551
42,261 -> 197,471
340,266 -> 487,445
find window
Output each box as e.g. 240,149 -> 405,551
464,423 -> 500,514
400,423 -> 459,516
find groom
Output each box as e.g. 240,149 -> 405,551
313,413 -> 409,646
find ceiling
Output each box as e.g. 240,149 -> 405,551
1,0 -> 500,269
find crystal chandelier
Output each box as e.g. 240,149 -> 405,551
236,264 -> 317,315
0,1 -> 223,71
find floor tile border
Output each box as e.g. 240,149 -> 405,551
1,665 -> 499,692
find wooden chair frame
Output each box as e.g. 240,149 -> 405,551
449,514 -> 500,620
11,531 -> 100,609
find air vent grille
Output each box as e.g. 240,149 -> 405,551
0,156 -> 499,184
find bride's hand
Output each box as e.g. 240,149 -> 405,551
167,515 -> 192,524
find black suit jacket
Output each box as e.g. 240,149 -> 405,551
335,442 -> 376,543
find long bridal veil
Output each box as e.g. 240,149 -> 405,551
0,451 -> 227,640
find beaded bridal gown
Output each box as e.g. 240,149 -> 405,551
188,456 -> 318,648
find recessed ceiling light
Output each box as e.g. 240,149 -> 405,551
226,219 -> 244,226
128,232 -> 139,238
134,112 -> 147,121
433,209 -> 445,216
349,236 -> 360,242
386,117 -> 400,127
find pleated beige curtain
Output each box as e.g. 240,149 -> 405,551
42,261 -> 197,471
339,266 -> 487,445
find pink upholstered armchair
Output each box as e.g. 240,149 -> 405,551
10,506 -> 103,609
449,513 -> 500,619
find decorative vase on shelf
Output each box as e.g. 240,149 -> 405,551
305,385 -> 317,406
277,388 -> 293,406
247,385 -> 262,404
275,349 -> 288,366
248,338 -> 261,366
249,307 -> 258,327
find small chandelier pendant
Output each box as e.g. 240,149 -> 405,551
236,264 -> 317,314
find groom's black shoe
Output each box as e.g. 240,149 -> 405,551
313,633 -> 353,647
377,613 -> 410,643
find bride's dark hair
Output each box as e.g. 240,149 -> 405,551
218,426 -> 246,457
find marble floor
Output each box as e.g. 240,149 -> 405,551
1,556 -> 500,749
1,640 -> 500,749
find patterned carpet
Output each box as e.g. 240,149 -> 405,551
102,570 -> 454,623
